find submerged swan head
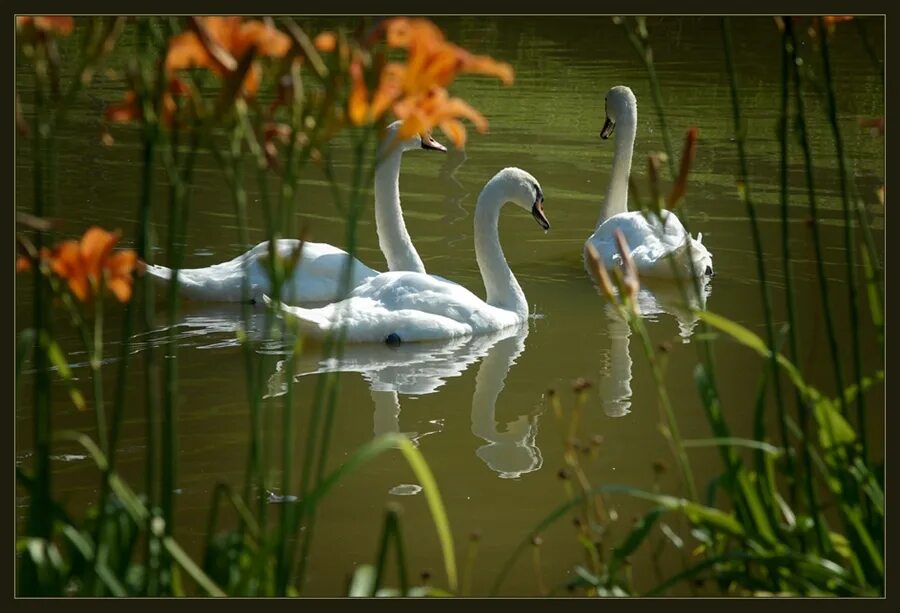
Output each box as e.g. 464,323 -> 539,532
379,120 -> 448,156
600,85 -> 638,140
485,167 -> 549,230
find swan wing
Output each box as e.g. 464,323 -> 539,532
276,271 -> 519,343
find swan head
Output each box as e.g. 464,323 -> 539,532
488,167 -> 549,231
600,85 -> 637,140
380,120 -> 448,155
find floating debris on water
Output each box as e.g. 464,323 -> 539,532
389,484 -> 422,496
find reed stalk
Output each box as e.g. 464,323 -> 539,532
816,19 -> 866,462
784,20 -> 848,417
721,17 -> 795,503
777,22 -> 825,552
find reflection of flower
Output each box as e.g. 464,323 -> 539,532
348,17 -> 514,148
16,16 -> 74,36
166,17 -> 292,96
105,77 -> 191,128
17,227 -> 139,303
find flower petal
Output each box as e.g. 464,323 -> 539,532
107,277 -> 132,302
165,31 -> 214,72
348,62 -> 370,126
438,119 -> 467,149
80,227 -> 119,281
314,31 -> 337,52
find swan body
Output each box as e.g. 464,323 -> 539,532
146,121 -> 446,304
272,167 -> 549,344
145,239 -> 377,304
585,85 -> 713,279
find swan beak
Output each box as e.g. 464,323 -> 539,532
421,133 -> 448,152
531,198 -> 550,230
600,117 -> 615,140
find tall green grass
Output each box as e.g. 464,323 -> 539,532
15,16 -> 457,597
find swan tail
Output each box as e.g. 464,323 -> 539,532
265,295 -> 330,340
145,263 -> 173,282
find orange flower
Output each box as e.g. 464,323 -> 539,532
393,88 -> 488,148
348,18 -> 513,148
822,16 -> 854,26
44,227 -> 138,303
105,78 -> 190,129
166,16 -> 291,96
16,16 -> 74,36
385,18 -> 514,91
314,31 -> 337,53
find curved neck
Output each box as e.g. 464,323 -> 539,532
596,118 -> 636,228
374,150 -> 425,273
474,184 -> 528,317
471,333 -> 525,442
371,390 -> 400,436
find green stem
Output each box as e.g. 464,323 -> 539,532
630,311 -> 697,501
784,21 -> 848,417
778,23 -> 825,553
817,19 -> 866,461
721,17 -> 795,500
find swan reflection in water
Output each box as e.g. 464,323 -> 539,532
598,276 -> 711,418
266,323 -> 541,479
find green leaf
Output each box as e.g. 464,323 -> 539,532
163,536 -> 226,597
813,398 -> 857,449
683,437 -> 782,456
303,434 -> 457,592
609,506 -> 664,576
40,332 -> 73,379
696,311 -> 818,403
859,247 -> 883,330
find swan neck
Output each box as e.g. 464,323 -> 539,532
474,185 -> 528,316
471,335 -> 525,441
374,151 -> 425,273
598,118 -> 636,227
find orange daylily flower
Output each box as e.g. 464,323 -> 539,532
822,16 -> 854,26
33,227 -> 139,303
385,17 -> 514,91
16,16 -> 74,36
314,31 -> 337,53
166,16 -> 292,96
348,18 -> 513,148
105,78 -> 190,129
393,88 -> 488,148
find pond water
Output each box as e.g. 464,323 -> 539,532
15,16 -> 884,596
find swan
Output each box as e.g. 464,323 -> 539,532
270,167 -> 549,344
145,120 -> 447,304
585,85 -> 713,280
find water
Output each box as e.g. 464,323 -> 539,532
15,16 -> 884,596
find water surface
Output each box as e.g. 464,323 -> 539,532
15,16 -> 884,596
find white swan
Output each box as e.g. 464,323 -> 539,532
585,85 -> 713,279
271,167 -> 549,344
145,121 -> 447,304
